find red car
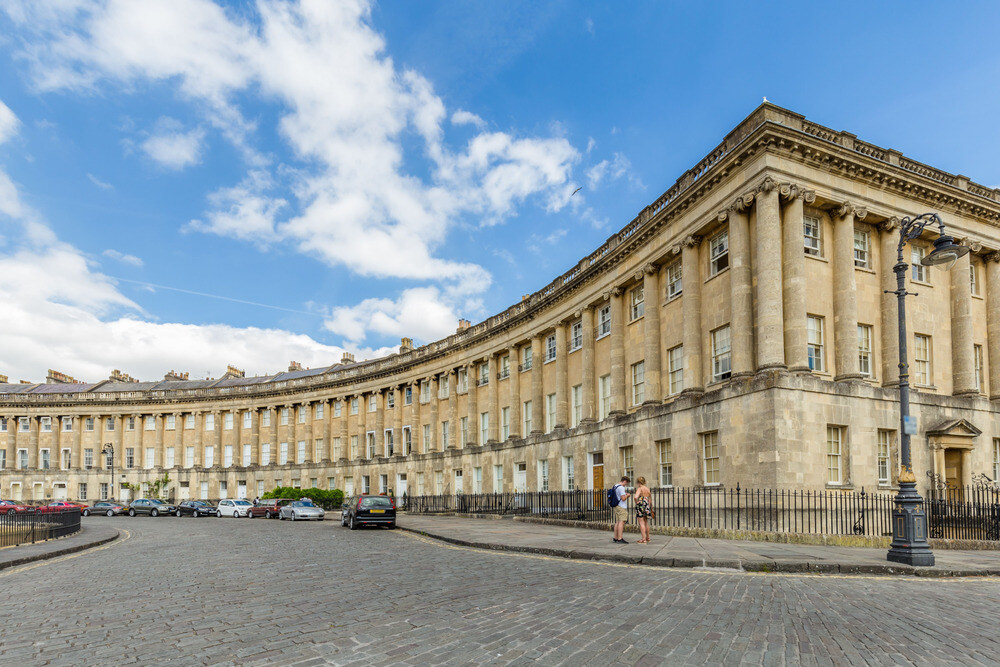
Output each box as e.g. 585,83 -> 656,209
0,499 -> 33,515
35,501 -> 87,514
248,498 -> 294,519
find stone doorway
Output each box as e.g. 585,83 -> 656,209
927,418 -> 980,497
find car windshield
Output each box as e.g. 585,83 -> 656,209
291,501 -> 316,507
150,499 -> 165,505
234,500 -> 251,506
361,497 -> 392,508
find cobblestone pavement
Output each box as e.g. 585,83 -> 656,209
2,516 -> 999,666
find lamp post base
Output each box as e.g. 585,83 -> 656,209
886,481 -> 935,567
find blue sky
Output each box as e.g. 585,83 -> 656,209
1,1 -> 998,382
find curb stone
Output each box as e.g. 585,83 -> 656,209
398,524 -> 996,577
0,528 -> 120,571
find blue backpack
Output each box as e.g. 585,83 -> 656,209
606,484 -> 620,508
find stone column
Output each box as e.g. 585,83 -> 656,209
373,392 -> 384,457
392,389 -> 402,455
429,377 -> 439,451
555,323 -> 569,426
680,238 -> 704,392
154,414 -> 165,468
269,407 -> 279,462
508,345 -> 521,437
192,411 -> 203,467
880,219 -> 901,386
951,248 -> 976,395
754,180 -> 785,370
174,412 -> 184,469
487,355 -> 499,442
465,367 -> 477,445
27,416 -> 38,469
986,253 -> 1000,399
778,187 -> 810,372
338,400 -> 348,460
447,370 -> 458,448
213,410 -> 222,466
411,384 -> 421,453
250,408 -> 260,465
530,337 -> 544,432
833,202 -> 865,380
359,395 -> 369,458
642,263 -> 662,402
580,307 -> 596,422
609,287 -> 626,413
304,402 -> 314,462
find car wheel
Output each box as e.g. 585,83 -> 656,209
175,509 -> 182,517
82,509 -> 90,517
128,509 -> 136,517
247,511 -> 253,519
193,510 -> 199,518
6,509 -> 14,516
232,511 -> 239,519
151,509 -> 159,517
340,515 -> 346,526
349,514 -> 358,530
265,511 -> 272,519
106,509 -> 114,517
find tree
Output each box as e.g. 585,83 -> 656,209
262,486 -> 344,510
121,474 -> 171,500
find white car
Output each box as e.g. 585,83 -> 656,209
217,499 -> 253,518
278,500 -> 325,521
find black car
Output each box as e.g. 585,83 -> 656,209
175,500 -> 219,518
341,495 -> 396,530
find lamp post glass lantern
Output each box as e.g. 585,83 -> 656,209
887,213 -> 969,567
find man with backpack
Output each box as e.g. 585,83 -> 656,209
608,476 -> 631,544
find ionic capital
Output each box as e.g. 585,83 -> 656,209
643,262 -> 658,276
757,175 -> 778,194
878,216 -> 900,233
682,234 -> 702,249
983,250 -> 1000,263
959,237 -> 983,253
835,202 -> 868,221
778,182 -> 816,204
610,286 -> 624,298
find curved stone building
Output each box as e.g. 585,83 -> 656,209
3,103 -> 1000,504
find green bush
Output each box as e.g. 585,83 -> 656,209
261,486 -> 344,510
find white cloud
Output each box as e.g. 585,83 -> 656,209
451,109 -> 485,129
0,99 -> 19,144
140,118 -> 205,170
324,286 -> 463,345
86,172 -> 113,190
102,248 -> 143,267
3,0 -> 589,348
587,151 -> 641,190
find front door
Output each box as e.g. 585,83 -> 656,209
591,453 -> 604,507
53,484 -> 67,501
514,463 -> 527,492
944,449 -> 964,501
397,474 -> 407,499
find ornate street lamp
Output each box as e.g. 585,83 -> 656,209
101,443 -> 114,501
886,213 -> 968,566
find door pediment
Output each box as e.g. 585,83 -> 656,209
927,418 -> 981,450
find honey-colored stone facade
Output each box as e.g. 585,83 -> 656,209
3,103 -> 1000,503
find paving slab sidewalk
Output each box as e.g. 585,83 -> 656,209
0,525 -> 120,571
397,514 -> 1000,577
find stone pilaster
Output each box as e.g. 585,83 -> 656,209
154,414 -> 165,468
447,370 -> 458,449
487,355 -> 499,442
465,366 -> 477,445
391,389 -> 402,455
680,237 -> 704,392
359,395 -> 369,458
250,408 -> 260,465
530,337 -> 544,433
642,263 -> 662,402
879,219 -> 901,386
951,246 -> 977,395
338,400 -> 348,460
778,186 -> 811,372
833,202 -> 866,380
429,377 -> 439,452
580,307 -> 595,422
410,384 -> 421,453
73,415 -> 84,474
555,322 -> 569,426
304,402 -> 314,462
373,392 -> 384,457
192,411 -> 203,467
27,416 -> 38,469
754,178 -> 785,371
609,287 -> 626,413
508,345 -> 521,437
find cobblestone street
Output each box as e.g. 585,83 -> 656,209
2,517 -> 999,666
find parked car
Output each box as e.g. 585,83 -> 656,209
82,501 -> 126,517
248,498 -> 293,519
175,500 -> 219,517
36,501 -> 88,514
278,499 -> 325,521
0,499 -> 34,515
217,499 -> 253,518
341,495 -> 395,529
127,498 -> 177,517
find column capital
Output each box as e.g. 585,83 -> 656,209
756,175 -> 778,194
682,234 -> 702,248
958,237 -> 983,253
777,182 -> 816,204
642,262 -> 658,276
878,216 -> 900,233
983,250 -> 1000,263
834,201 -> 867,220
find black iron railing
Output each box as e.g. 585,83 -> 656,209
406,484 -> 1000,543
0,510 -> 81,548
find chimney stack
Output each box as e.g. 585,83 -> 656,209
456,319 -> 471,333
109,369 -> 139,383
225,365 -> 245,378
46,369 -> 78,384
288,361 -> 304,372
163,370 -> 189,381
340,352 -> 355,364
399,337 -> 414,353
0,374 -> 7,383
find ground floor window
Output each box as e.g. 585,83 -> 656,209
658,440 -> 673,487
701,432 -> 720,485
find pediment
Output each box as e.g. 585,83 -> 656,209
926,418 -> 981,438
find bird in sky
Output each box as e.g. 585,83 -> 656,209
571,186 -> 582,196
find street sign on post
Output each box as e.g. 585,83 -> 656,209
903,415 -> 917,436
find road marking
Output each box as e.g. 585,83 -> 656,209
0,529 -> 131,579
398,530 -> 998,583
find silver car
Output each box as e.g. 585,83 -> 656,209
278,500 -> 325,521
